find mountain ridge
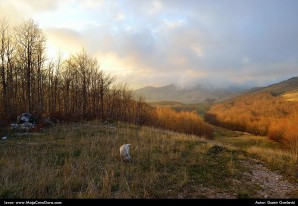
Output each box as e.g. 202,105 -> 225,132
236,76 -> 298,98
134,83 -> 246,104
134,77 -> 298,104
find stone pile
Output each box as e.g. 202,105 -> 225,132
11,113 -> 36,132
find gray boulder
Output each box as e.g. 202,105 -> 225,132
17,113 -> 34,124
20,122 -> 34,129
12,113 -> 36,132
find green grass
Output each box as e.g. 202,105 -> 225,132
213,126 -> 298,182
0,121 -> 278,199
213,127 -> 280,150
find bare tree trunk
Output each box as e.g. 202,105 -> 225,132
0,19 -> 8,116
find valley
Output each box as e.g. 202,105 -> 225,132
1,0 -> 298,201
1,77 -> 298,199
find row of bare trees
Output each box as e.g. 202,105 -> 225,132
0,18 -> 213,138
0,18 -> 153,124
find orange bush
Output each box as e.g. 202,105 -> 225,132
205,91 -> 298,149
153,107 -> 213,138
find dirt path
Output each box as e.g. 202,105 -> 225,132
174,157 -> 297,199
241,158 -> 298,199
197,158 -> 298,199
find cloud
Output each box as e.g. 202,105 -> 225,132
2,0 -> 298,89
18,0 -> 61,11
44,28 -> 86,59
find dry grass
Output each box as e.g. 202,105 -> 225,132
213,127 -> 298,182
282,89 -> 298,102
0,121 -> 271,199
246,147 -> 297,179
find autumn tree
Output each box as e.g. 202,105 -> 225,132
0,18 -> 214,139
14,19 -> 46,114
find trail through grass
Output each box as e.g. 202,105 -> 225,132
0,121 -> 297,198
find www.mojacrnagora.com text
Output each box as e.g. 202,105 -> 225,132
3,201 -> 62,205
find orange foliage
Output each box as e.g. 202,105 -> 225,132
205,91 -> 298,148
268,113 -> 298,159
152,107 -> 213,138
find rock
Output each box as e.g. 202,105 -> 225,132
17,113 -> 35,124
120,144 -> 131,162
12,114 -> 36,132
12,113 -> 40,133
11,124 -> 19,129
2,136 -> 7,140
21,116 -> 29,122
20,122 -> 34,129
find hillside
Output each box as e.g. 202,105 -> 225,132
0,121 -> 297,198
134,84 -> 245,104
282,89 -> 298,102
255,77 -> 298,96
205,77 -> 298,158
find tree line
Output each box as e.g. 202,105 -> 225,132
205,91 -> 298,157
0,18 -> 213,138
0,18 -> 153,124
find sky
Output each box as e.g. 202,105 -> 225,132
1,0 -> 298,89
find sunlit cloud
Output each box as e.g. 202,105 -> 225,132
1,0 -> 298,89
44,28 -> 86,59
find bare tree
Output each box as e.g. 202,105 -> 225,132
0,18 -> 9,115
99,71 -> 115,120
0,18 -> 155,126
14,19 -> 46,113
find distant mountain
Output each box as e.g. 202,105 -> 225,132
134,84 -> 245,104
212,77 -> 298,105
251,77 -> 298,96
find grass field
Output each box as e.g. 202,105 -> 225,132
213,127 -> 298,182
0,121 -> 297,198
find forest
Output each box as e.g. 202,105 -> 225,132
205,91 -> 298,158
0,18 -> 212,138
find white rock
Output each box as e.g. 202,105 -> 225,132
2,136 -> 7,140
120,144 -> 131,162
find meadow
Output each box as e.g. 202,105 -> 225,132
0,121 -> 296,198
